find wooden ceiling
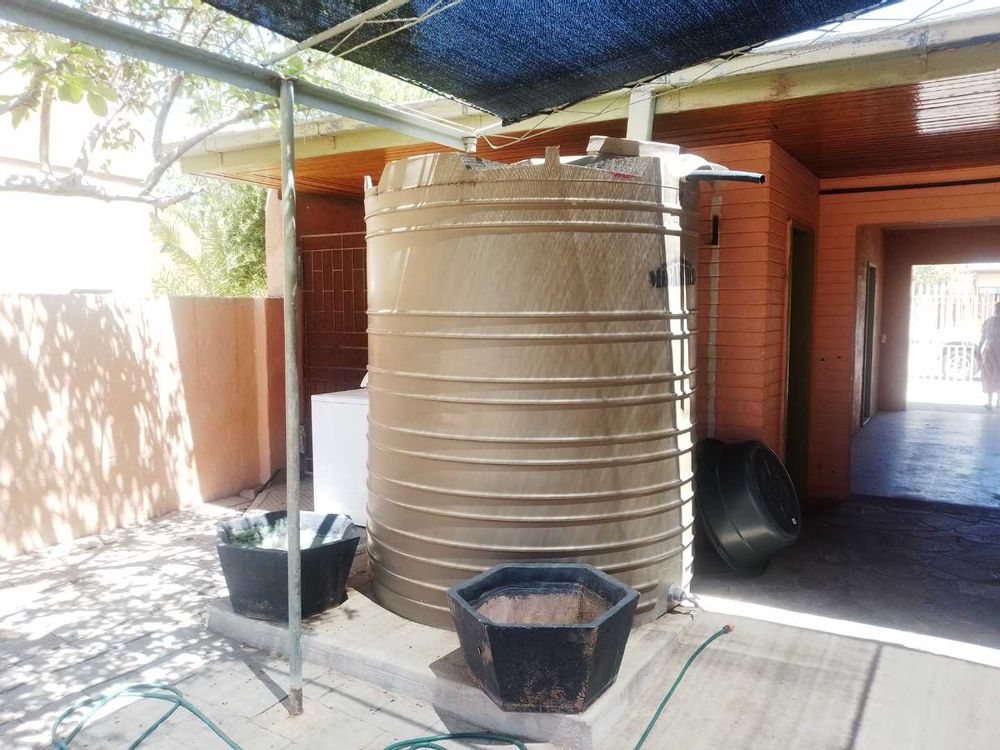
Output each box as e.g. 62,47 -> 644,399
205,70 -> 1000,197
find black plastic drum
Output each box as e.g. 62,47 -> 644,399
695,439 -> 801,575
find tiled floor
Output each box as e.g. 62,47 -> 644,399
0,506 -> 451,750
4,501 -> 1000,750
694,496 -> 1000,651
851,406 -> 1000,507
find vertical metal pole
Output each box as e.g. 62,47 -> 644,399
626,85 -> 656,141
280,78 -> 303,716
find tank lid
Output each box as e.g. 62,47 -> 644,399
587,136 -> 680,158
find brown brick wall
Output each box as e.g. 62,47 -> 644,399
296,194 -> 367,463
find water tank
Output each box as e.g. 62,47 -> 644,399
364,136 -> 707,628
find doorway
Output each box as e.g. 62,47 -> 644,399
852,260 -> 1000,506
906,263 -> 997,407
784,227 -> 814,499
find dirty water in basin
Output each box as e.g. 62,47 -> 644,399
474,582 -> 612,625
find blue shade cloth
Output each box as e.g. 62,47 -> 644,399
207,0 -> 892,124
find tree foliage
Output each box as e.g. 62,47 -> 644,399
912,264 -> 969,286
0,0 -> 284,207
0,0 -> 426,207
2,0 -> 431,296
151,179 -> 267,297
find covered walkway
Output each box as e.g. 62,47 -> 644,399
851,407 -> 1000,508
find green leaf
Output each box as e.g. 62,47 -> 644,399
92,81 -> 119,102
286,56 -> 305,75
87,93 -> 108,117
57,81 -> 83,104
10,107 -> 28,129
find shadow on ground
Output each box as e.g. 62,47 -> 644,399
693,496 -> 1000,650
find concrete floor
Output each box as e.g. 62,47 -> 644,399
851,405 -> 1000,507
3,504 -> 1000,749
694,497 -> 1000,652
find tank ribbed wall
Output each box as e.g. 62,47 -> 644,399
364,140 -> 701,628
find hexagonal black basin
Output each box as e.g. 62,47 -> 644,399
448,563 -> 639,714
473,582 -> 613,626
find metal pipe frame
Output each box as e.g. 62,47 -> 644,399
280,79 -> 303,716
0,0 -> 472,150
263,0 -> 411,66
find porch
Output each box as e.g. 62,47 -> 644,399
3,499 -> 999,750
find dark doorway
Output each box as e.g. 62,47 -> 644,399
860,264 -> 877,426
784,228 -> 815,499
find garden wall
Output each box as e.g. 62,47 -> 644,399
0,294 -> 284,557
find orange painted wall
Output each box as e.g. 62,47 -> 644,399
811,169 -> 1000,499
0,295 -> 285,557
694,142 -> 818,455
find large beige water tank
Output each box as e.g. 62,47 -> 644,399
365,137 -> 707,628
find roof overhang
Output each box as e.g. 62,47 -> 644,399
204,0 -> 889,124
180,8 -> 1000,181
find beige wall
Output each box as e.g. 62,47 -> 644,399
0,294 -> 285,557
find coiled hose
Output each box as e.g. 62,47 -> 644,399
51,626 -> 733,749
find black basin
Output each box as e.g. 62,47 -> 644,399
216,511 -> 360,621
447,563 -> 638,713
695,439 -> 801,575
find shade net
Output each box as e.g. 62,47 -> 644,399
207,0 -> 892,124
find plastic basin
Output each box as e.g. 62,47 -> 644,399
447,563 -> 638,713
216,511 -> 360,621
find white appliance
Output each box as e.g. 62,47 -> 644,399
311,388 -> 369,526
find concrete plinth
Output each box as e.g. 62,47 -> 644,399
207,587 -> 693,750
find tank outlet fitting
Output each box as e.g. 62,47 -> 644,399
667,584 -> 698,606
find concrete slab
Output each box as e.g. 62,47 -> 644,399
207,588 -> 693,750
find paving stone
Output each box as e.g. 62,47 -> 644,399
251,696 -> 362,743
173,660 -> 286,719
280,706 -> 386,750
6,498 -> 1000,750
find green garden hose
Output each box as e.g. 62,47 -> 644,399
50,626 -> 732,749
632,624 -> 734,750
382,732 -> 528,750
50,683 -> 243,750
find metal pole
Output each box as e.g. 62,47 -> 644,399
280,78 -> 303,716
625,85 -> 656,141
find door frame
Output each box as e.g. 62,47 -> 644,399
860,262 -> 878,427
781,221 -> 816,498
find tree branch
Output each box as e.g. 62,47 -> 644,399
73,98 -> 129,176
152,73 -> 185,161
139,100 -> 276,196
0,173 -> 197,208
0,60 -> 63,116
38,88 -> 52,172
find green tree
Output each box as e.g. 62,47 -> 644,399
1,1 -> 280,207
151,180 -> 267,296
1,0 -> 431,296
0,0 -> 427,207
